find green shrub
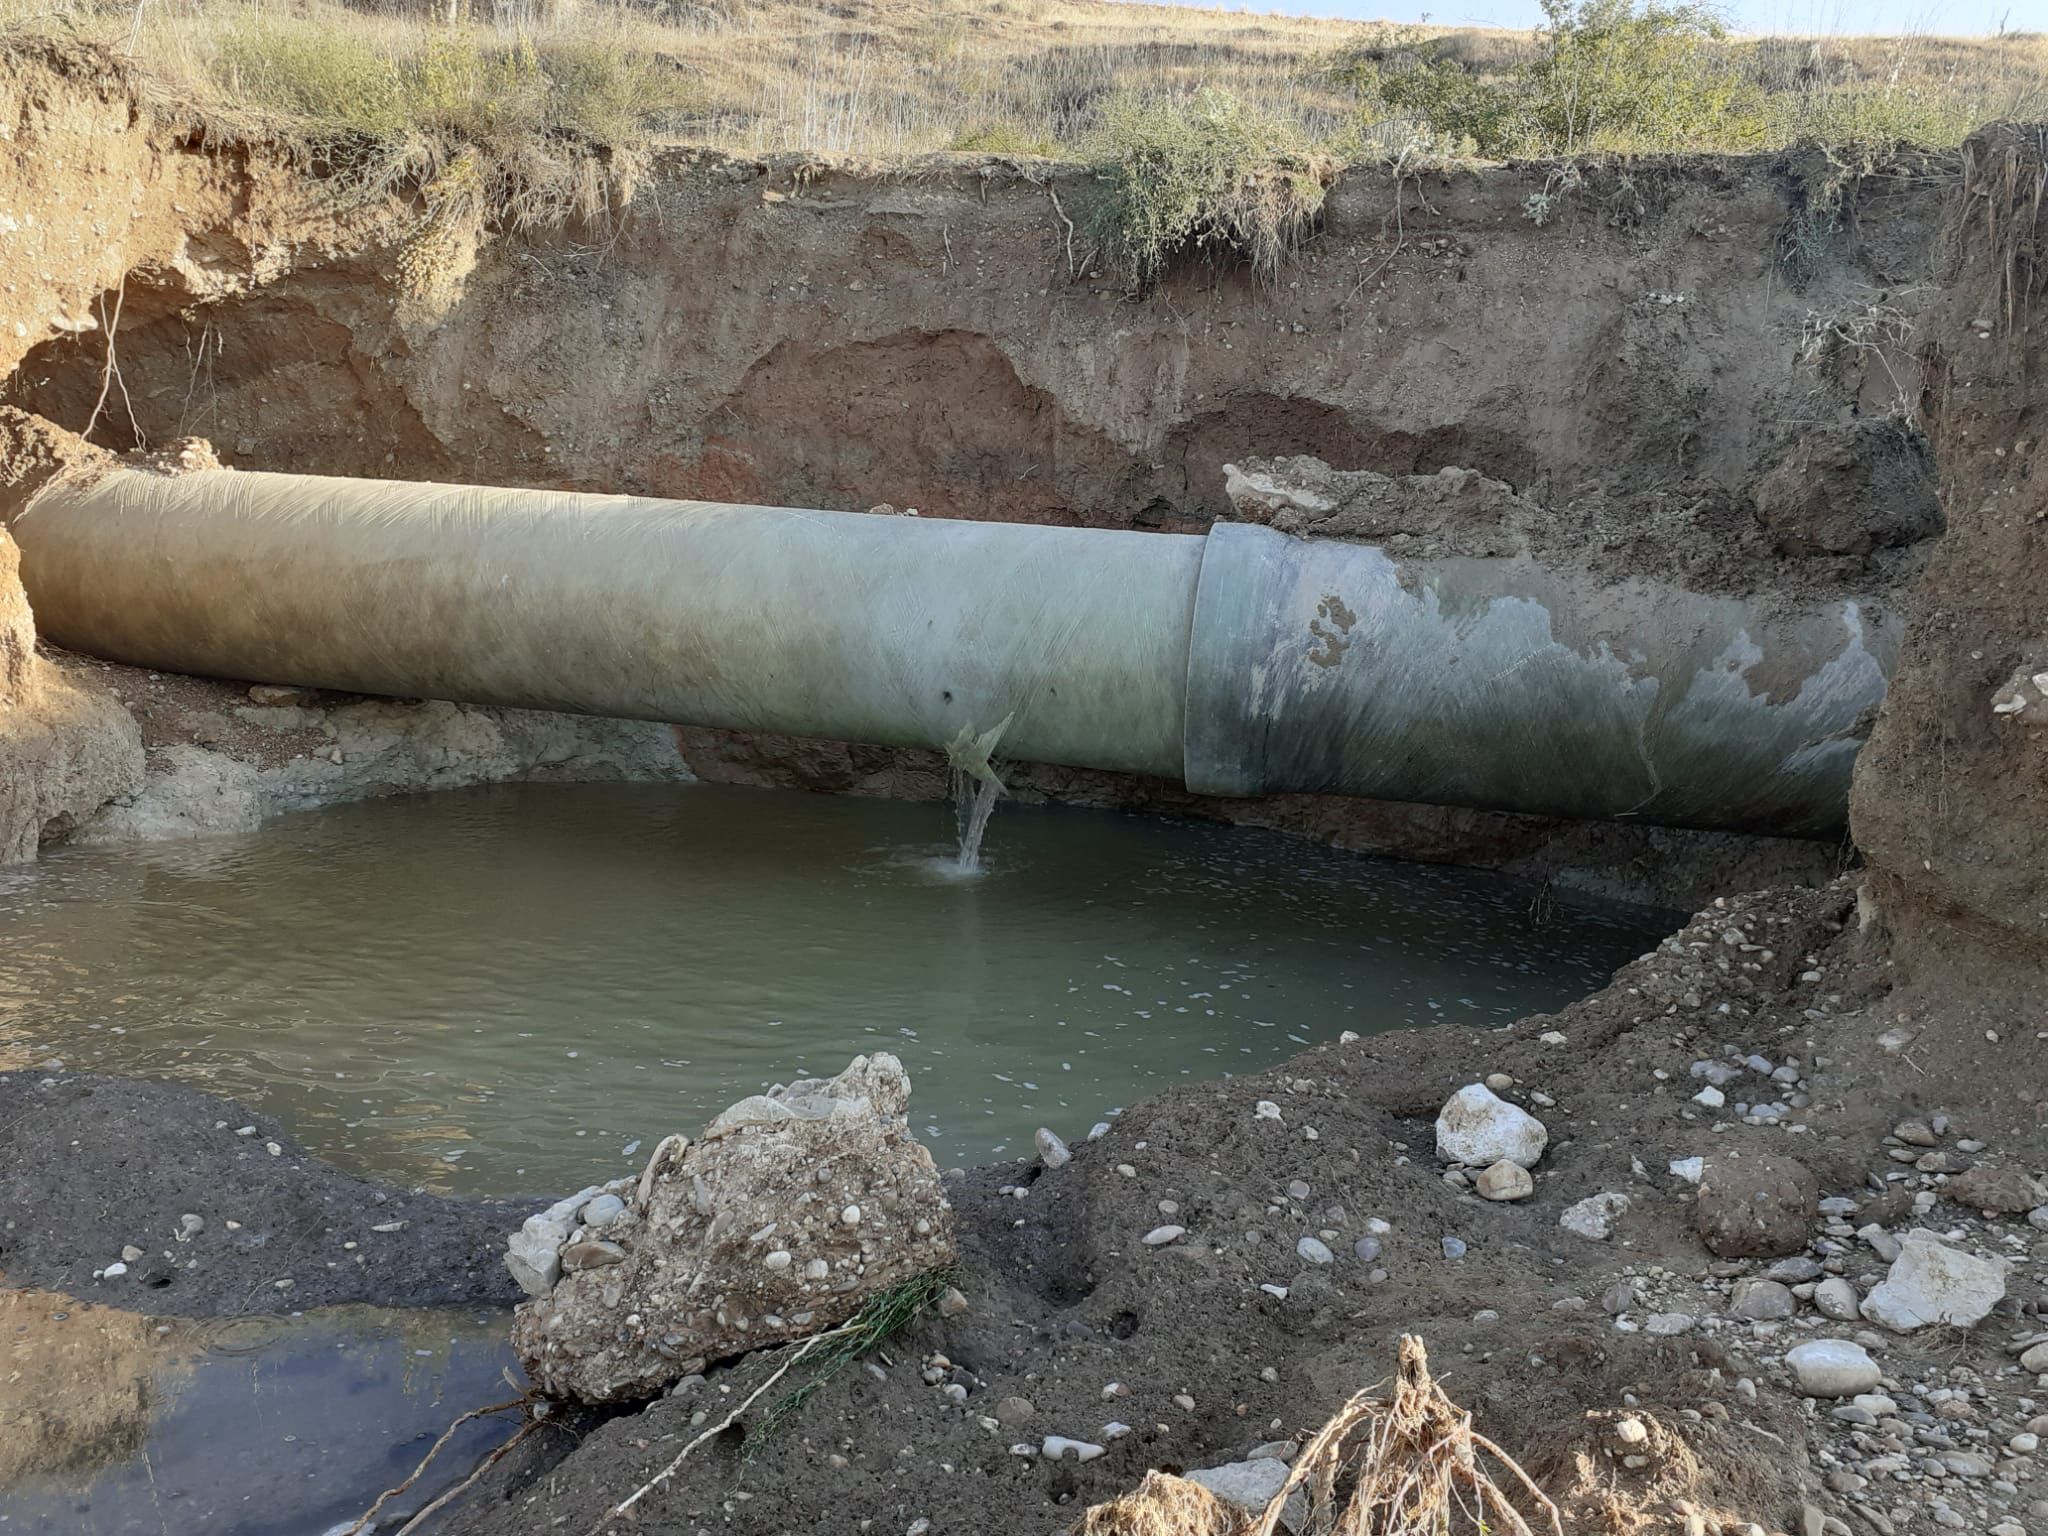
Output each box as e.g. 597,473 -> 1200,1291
1087,86 -> 1334,287
1330,0 -> 1772,158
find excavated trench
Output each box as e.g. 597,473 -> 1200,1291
14,47 -> 2048,1536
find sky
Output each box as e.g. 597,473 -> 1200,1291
1148,0 -> 2045,34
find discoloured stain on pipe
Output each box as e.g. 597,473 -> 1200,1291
13,467 -> 1899,837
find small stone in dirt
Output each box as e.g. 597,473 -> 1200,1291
1693,1086 -> 1725,1109
1669,1157 -> 1704,1184
1087,1122 -> 1111,1141
100,1262 -> 128,1279
1434,1084 -> 1547,1169
1813,1278 -> 1860,1321
1730,1279 -> 1797,1320
994,1396 -> 1036,1427
1602,1282 -> 1638,1315
1484,1072 -> 1514,1092
1440,1236 -> 1467,1260
1142,1225 -> 1185,1247
1186,1459 -> 1293,1515
1560,1192 -> 1630,1241
937,1286 -> 969,1318
1476,1160 -> 1534,1202
1893,1120 -> 1938,1147
2018,1341 -> 2048,1374
1286,1180 -> 1310,1201
1787,1339 -> 1882,1398
1042,1436 -> 1104,1462
1858,1224 -> 1902,1262
1861,1233 -> 2007,1332
120,1245 -> 143,1263
1296,1236 -> 1333,1265
1695,1153 -> 1819,1258
1034,1128 -> 1071,1170
1765,1256 -> 1822,1283
1615,1418 -> 1649,1445
1353,1237 -> 1382,1263
1645,1312 -> 1695,1335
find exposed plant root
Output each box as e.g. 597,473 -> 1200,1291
1077,1336 -> 1560,1536
1075,1471 -> 1242,1536
343,1394 -> 533,1535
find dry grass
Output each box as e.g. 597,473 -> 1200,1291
9,0 -> 2032,166
1077,1336 -> 1561,1536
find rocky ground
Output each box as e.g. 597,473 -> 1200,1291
7,876 -> 2043,1536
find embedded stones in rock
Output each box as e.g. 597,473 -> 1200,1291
1434,1084 -> 1547,1169
1860,1232 -> 2007,1333
1694,1153 -> 1819,1258
1787,1339 -> 1883,1398
509,1053 -> 954,1403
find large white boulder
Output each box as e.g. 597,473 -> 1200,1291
1860,1231 -> 2007,1332
1434,1084 -> 1548,1169
510,1054 -> 955,1402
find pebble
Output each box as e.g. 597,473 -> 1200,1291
1042,1436 -> 1104,1462
1353,1237 -> 1382,1263
1694,1086 -> 1726,1109
1440,1236 -> 1467,1260
1645,1312 -> 1696,1336
763,1250 -> 792,1272
1787,1339 -> 1883,1398
1602,1282 -> 1638,1315
1034,1128 -> 1071,1169
120,1245 -> 143,1263
1476,1160 -> 1534,1202
1296,1237 -> 1333,1265
994,1396 -> 1036,1427
1813,1277 -> 1861,1321
580,1194 -> 625,1228
1730,1279 -> 1797,1320
101,1262 -> 128,1279
1142,1226 -> 1185,1247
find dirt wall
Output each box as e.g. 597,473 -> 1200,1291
0,45 -> 1955,898
1852,125 -> 2048,993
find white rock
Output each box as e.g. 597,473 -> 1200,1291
1693,1086 -> 1726,1109
1786,1339 -> 1882,1398
1034,1128 -> 1071,1169
1669,1157 -> 1704,1184
580,1193 -> 626,1228
1143,1225 -> 1186,1247
1434,1084 -> 1548,1169
1042,1436 -> 1105,1462
1296,1236 -> 1333,1265
1813,1277 -> 1861,1321
101,1262 -> 128,1279
1860,1232 -> 2007,1332
506,1185 -> 606,1298
1186,1458 -> 1292,1513
1560,1192 -> 1630,1241
1475,1160 -> 1534,1201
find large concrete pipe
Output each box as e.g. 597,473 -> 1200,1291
10,467 -> 1897,836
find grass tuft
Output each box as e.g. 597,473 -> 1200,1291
1087,87 -> 1335,287
746,1267 -> 960,1454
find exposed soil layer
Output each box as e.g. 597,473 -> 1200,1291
1852,125 -> 2048,991
0,1073 -> 537,1313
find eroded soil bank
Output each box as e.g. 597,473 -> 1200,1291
3,41 -> 2047,1536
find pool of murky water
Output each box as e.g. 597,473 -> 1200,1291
0,1290 -> 518,1534
0,782 -> 1671,1192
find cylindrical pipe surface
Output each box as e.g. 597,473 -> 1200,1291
1185,523 -> 1896,836
14,469 -> 1203,778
